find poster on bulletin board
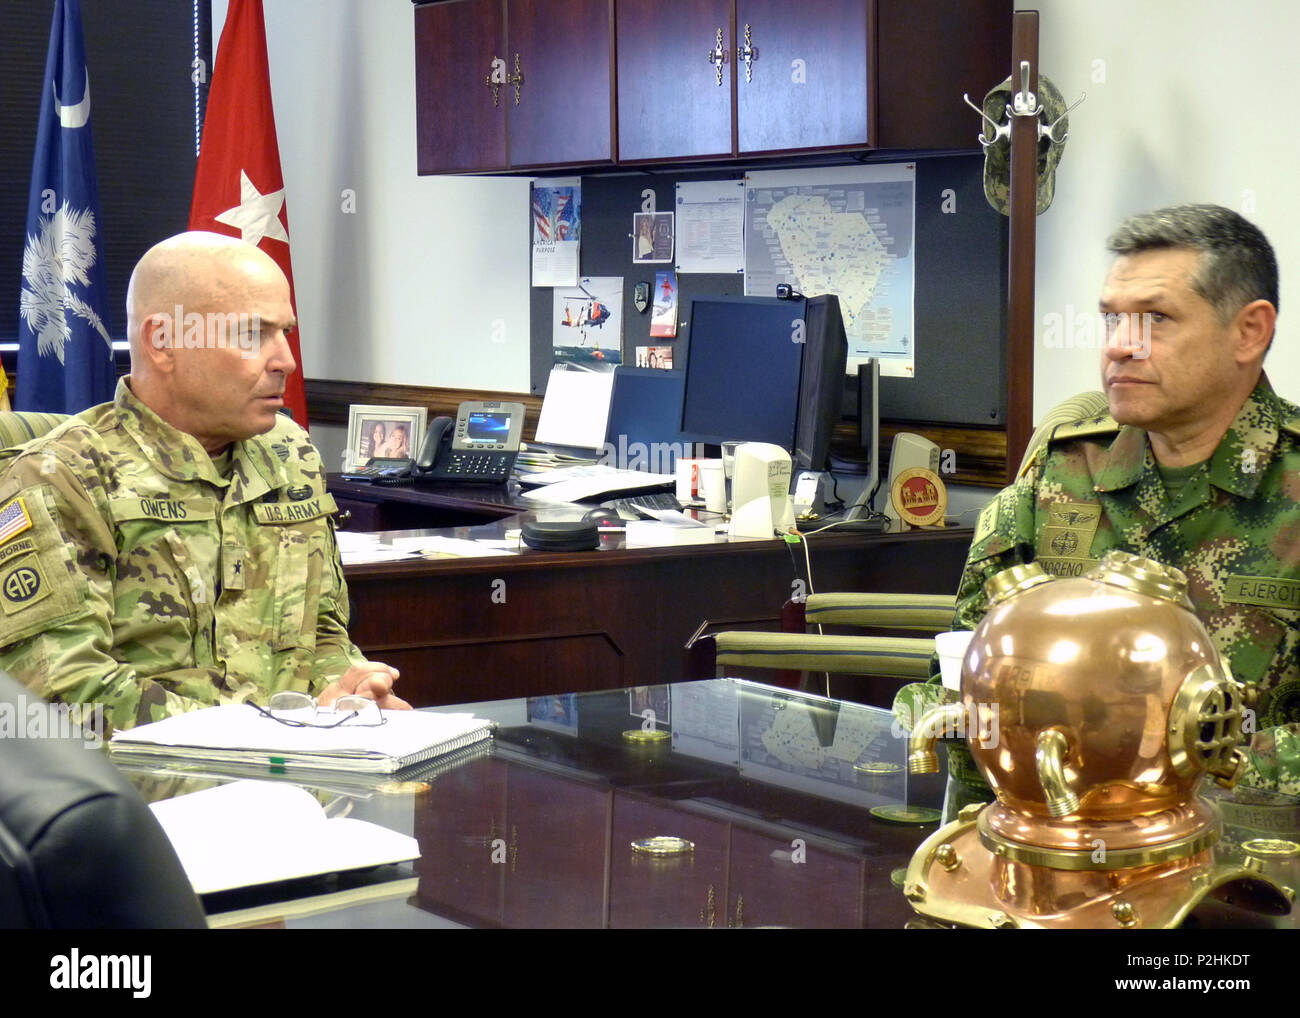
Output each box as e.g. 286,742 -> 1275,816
532,177 -> 581,286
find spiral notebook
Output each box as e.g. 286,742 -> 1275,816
109,704 -> 493,775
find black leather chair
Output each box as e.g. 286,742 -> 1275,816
0,674 -> 205,928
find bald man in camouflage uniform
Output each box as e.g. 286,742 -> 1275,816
957,205 -> 1299,794
0,232 -> 408,731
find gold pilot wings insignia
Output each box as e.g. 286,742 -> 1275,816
1048,507 -> 1101,528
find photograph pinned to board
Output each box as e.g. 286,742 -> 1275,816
635,345 -> 674,369
552,276 -> 624,368
532,177 -> 581,287
633,211 -> 675,263
649,269 -> 678,338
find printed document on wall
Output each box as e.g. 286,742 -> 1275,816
532,177 -> 581,286
744,165 -> 916,377
674,179 -> 745,274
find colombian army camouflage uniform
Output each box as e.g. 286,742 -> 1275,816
0,379 -> 365,732
952,374 -> 1300,794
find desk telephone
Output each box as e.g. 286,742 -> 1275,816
345,401 -> 526,485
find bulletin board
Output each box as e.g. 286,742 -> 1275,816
528,154 -> 1007,428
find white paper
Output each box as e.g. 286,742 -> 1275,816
534,366 -> 617,450
335,531 -> 423,565
675,179 -> 746,274
387,535 -> 518,558
150,781 -> 420,894
623,518 -> 720,547
519,464 -> 675,504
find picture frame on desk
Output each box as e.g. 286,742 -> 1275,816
346,404 -> 428,469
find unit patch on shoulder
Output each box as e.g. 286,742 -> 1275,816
0,554 -> 49,614
0,497 -> 34,546
1035,500 -> 1102,577
973,497 -> 1000,546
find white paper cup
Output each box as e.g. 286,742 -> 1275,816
701,460 -> 726,514
934,630 -> 975,691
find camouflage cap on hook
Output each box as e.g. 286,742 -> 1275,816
981,73 -> 1069,216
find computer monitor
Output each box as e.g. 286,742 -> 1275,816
604,367 -> 691,472
793,294 -> 848,473
679,296 -> 804,450
680,294 -> 848,473
844,358 -> 881,520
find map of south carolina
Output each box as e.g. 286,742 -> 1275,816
764,194 -> 889,339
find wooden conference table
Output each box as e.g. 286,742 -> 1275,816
329,477 -> 972,707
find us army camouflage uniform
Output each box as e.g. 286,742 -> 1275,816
955,375 -> 1300,794
0,378 -> 365,732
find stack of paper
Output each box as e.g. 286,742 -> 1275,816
110,704 -> 493,774
520,464 -> 675,504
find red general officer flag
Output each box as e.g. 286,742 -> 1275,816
189,0 -> 307,426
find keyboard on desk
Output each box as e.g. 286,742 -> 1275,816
602,492 -> 684,519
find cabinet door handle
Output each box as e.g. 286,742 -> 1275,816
700,884 -> 717,928
508,53 -> 524,105
485,54 -> 505,107
707,28 -> 727,86
737,24 -> 755,83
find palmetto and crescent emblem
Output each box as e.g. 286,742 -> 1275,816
19,201 -> 112,364
53,70 -> 90,128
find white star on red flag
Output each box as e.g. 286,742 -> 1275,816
214,169 -> 289,247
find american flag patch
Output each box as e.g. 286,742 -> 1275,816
0,498 -> 32,545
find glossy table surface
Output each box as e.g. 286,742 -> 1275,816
126,679 -> 943,928
125,679 -> 1300,930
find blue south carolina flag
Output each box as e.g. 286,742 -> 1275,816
18,0 -> 115,413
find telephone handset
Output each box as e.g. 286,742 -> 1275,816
359,401 -> 525,485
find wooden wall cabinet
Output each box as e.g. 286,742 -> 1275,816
415,0 -> 616,174
617,0 -> 871,163
416,0 -> 1009,173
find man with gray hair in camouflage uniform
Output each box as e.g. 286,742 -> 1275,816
955,203 -> 1299,794
0,232 -> 408,731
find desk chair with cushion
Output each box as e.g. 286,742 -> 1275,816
688,392 -> 1111,705
0,673 -> 205,928
0,411 -> 69,450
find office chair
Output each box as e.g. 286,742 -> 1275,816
0,673 -> 205,928
687,392 -> 1110,703
0,411 -> 69,449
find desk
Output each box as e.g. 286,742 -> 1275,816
340,506 -> 971,707
330,476 -> 526,531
